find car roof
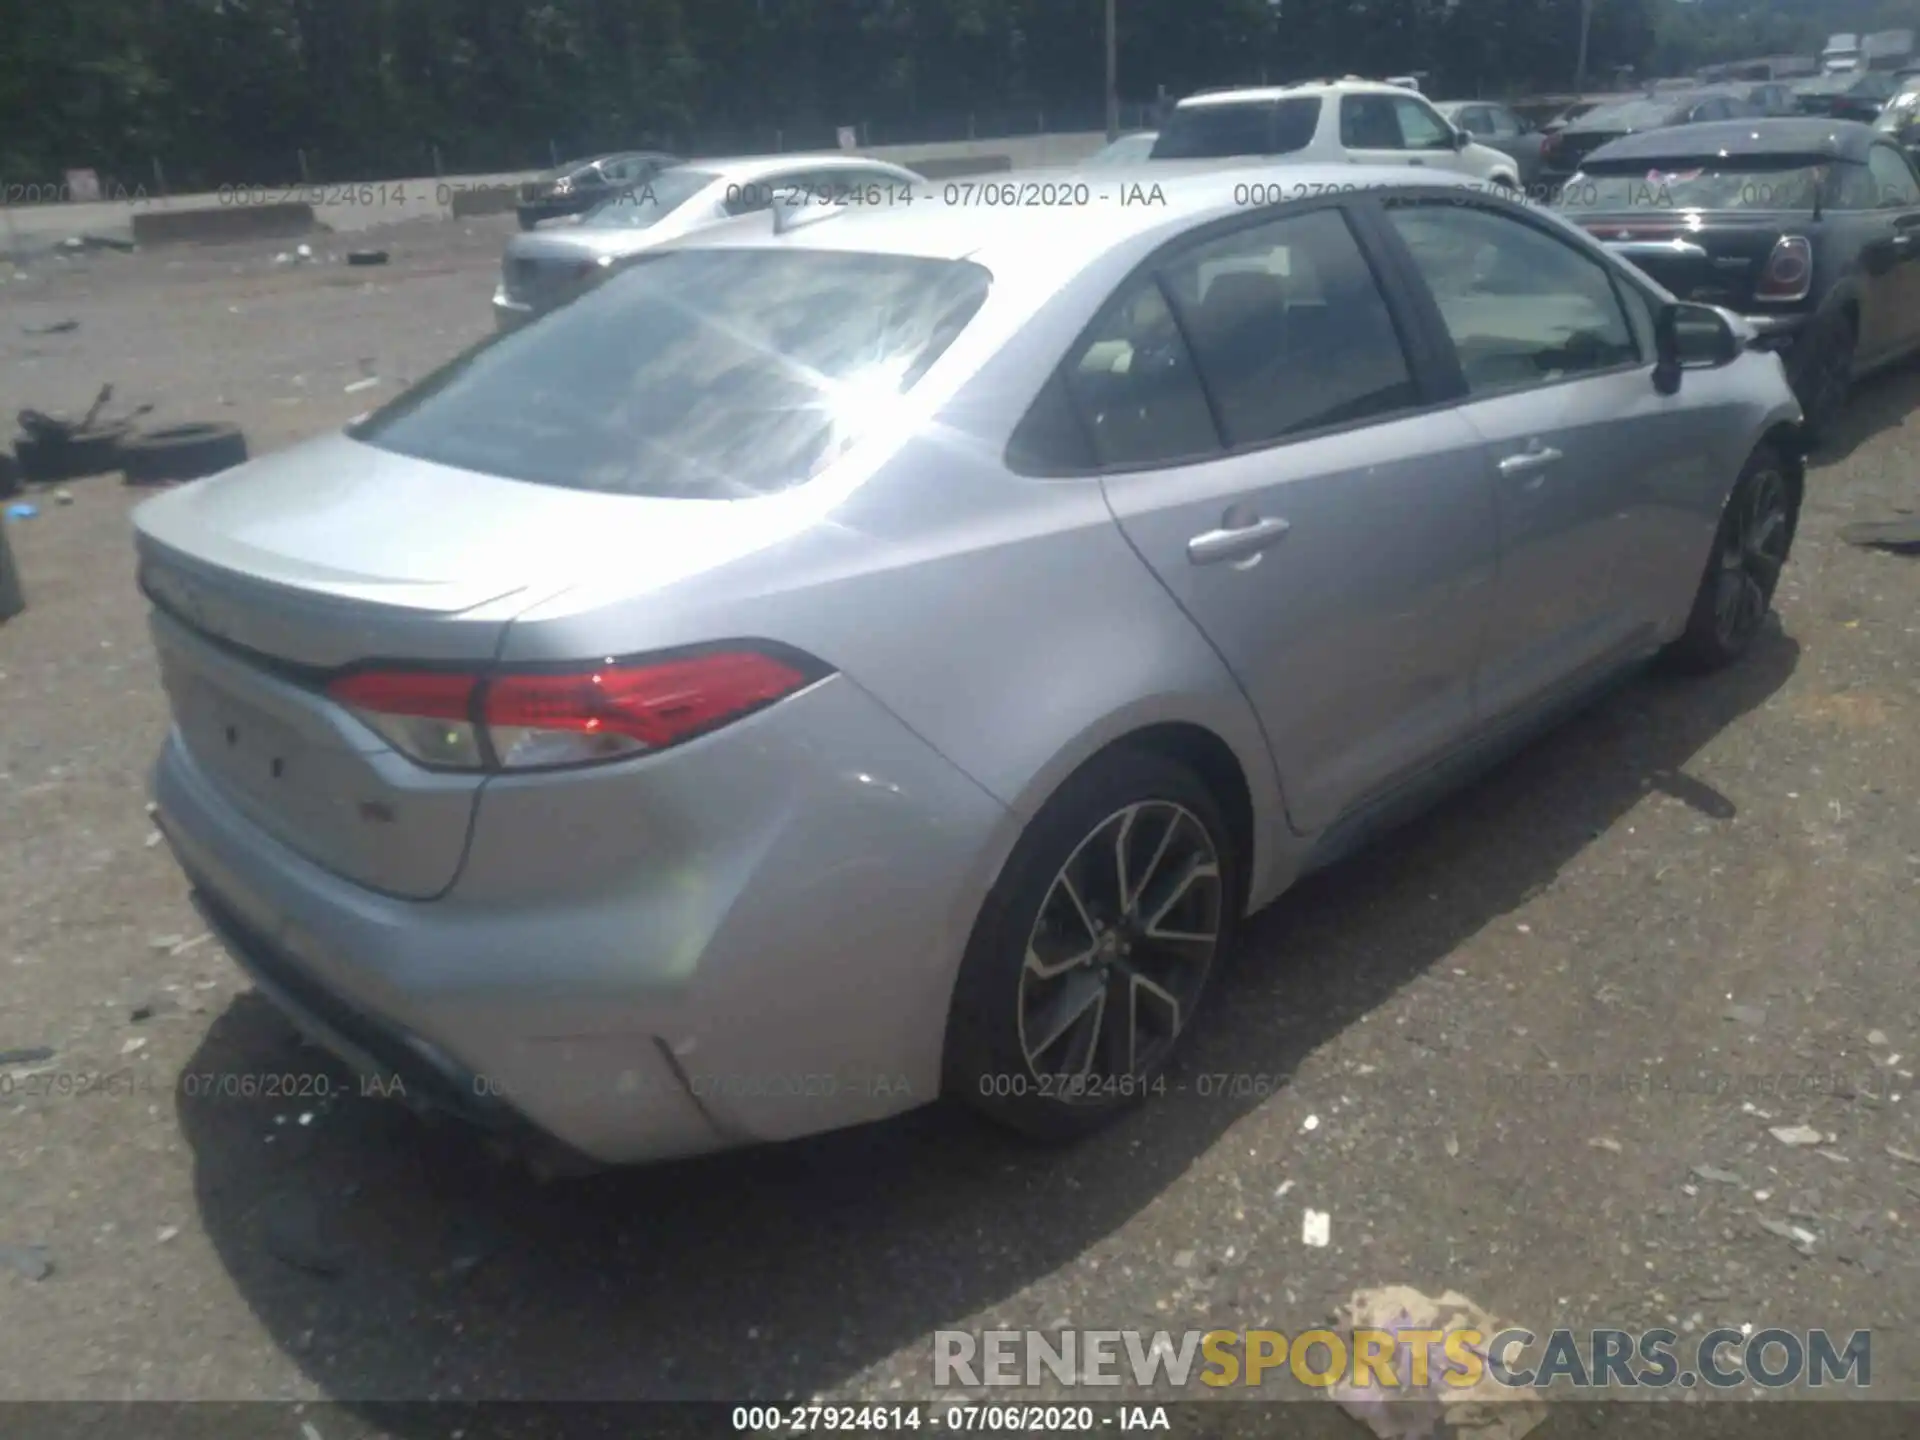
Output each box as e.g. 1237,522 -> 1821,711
674,153 -> 922,181
1175,79 -> 1421,107
690,162 -> 1489,268
1584,117 -> 1881,163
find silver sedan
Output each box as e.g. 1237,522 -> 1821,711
491,153 -> 924,330
135,165 -> 1803,1169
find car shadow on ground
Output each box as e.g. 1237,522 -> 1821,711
1808,361 -> 1920,469
174,630 -> 1799,1429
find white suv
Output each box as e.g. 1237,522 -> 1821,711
1150,79 -> 1521,189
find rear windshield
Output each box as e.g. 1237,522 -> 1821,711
578,168 -> 716,229
1151,99 -> 1320,159
352,250 -> 991,499
1561,159 -> 1828,211
1574,98 -> 1680,129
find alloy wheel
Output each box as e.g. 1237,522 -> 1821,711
1016,801 -> 1223,1095
1712,465 -> 1790,651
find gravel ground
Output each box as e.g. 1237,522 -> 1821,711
3,217 -> 1920,1436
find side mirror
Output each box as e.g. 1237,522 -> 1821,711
1452,126 -> 1471,150
1654,301 -> 1741,393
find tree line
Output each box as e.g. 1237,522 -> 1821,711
0,0 -> 1912,192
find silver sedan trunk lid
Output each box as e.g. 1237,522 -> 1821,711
131,430 -> 702,898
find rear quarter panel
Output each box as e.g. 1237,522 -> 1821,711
494,234 -> 1298,909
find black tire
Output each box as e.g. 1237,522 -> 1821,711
1665,443 -> 1797,673
120,424 -> 249,486
15,424 -> 130,482
516,207 -> 541,231
943,746 -> 1241,1142
1793,310 -> 1855,443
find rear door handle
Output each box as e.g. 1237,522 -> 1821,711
1188,516 -> 1292,566
1497,446 -> 1563,477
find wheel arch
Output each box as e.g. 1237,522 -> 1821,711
999,702 -> 1287,921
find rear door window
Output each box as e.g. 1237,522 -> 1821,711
1060,281 -> 1221,467
353,250 -> 991,498
1158,207 -> 1419,445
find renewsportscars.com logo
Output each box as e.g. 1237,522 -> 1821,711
934,1327 -> 1872,1391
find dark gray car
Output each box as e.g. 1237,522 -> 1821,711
1434,101 -> 1546,184
1540,90 -> 1756,181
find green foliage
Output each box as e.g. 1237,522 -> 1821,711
0,0 -> 1899,190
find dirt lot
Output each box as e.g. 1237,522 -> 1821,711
3,216 -> 1920,1436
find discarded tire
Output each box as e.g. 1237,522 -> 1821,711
15,423 -> 131,482
120,424 -> 249,486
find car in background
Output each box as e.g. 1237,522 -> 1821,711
1538,93 -> 1639,133
1876,75 -> 1920,156
1556,118 -> 1920,437
516,151 -> 681,229
1743,82 -> 1801,117
135,163 -> 1801,1169
1791,71 -> 1897,123
1540,89 -> 1754,180
1084,131 -> 1158,166
493,153 -> 924,330
1433,100 -> 1547,184
1151,80 -> 1520,188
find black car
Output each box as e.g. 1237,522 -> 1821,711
1539,89 -> 1755,180
517,151 -> 681,229
1791,72 -> 1897,123
1555,119 -> 1920,436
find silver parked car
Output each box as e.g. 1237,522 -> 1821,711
491,152 -> 924,330
136,165 -> 1803,1169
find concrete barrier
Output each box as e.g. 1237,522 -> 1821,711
130,201 -> 316,246
0,133 -> 1108,252
907,154 -> 1014,179
446,184 -> 523,219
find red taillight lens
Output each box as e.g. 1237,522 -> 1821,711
328,670 -> 476,719
1756,235 -> 1812,302
326,649 -> 820,771
1541,131 -> 1561,158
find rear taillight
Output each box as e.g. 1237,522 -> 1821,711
1541,131 -> 1561,159
326,648 -> 824,771
1756,235 -> 1812,302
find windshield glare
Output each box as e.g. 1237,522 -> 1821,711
351,250 -> 992,499
1560,163 -> 1826,211
579,168 -> 716,229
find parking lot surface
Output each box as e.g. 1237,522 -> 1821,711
3,215 -> 1920,1433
